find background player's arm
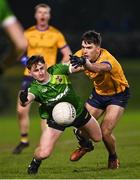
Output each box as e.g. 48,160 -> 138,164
57,31 -> 72,64
60,46 -> 72,63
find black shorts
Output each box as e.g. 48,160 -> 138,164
86,88 -> 130,110
48,108 -> 91,131
20,76 -> 34,90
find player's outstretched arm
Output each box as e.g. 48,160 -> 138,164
19,89 -> 34,106
70,55 -> 111,73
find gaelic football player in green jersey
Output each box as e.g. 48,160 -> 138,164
19,55 -> 102,174
13,4 -> 72,154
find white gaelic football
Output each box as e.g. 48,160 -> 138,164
52,102 -> 76,125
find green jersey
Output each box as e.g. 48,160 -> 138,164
28,63 -> 84,120
0,0 -> 15,26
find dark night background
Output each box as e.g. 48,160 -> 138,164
7,0 -> 140,57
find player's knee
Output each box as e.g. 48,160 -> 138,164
37,148 -> 52,159
17,108 -> 26,118
17,104 -> 29,116
101,126 -> 111,139
93,133 -> 102,142
17,108 -> 23,115
93,137 -> 102,142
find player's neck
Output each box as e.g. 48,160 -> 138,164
43,73 -> 51,84
36,24 -> 49,31
93,50 -> 101,62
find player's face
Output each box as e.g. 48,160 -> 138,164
81,41 -> 100,62
29,62 -> 47,82
35,7 -> 51,25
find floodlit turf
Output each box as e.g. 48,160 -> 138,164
0,59 -> 139,178
0,110 -> 140,179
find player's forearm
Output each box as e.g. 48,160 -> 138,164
84,59 -> 111,73
5,21 -> 27,57
84,60 -> 100,72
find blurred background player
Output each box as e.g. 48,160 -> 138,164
69,30 -> 130,169
0,0 -> 27,62
13,3 -> 72,154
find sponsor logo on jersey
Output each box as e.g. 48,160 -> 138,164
47,86 -> 69,104
56,76 -> 62,82
41,88 -> 48,93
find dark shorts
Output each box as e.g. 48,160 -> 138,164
20,76 -> 34,90
86,88 -> 130,110
48,108 -> 91,131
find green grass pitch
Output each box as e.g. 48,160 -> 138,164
0,59 -> 139,178
0,110 -> 140,179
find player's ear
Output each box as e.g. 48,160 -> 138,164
96,46 -> 100,53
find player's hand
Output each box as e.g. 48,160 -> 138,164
20,55 -> 29,66
19,89 -> 28,104
69,55 -> 86,68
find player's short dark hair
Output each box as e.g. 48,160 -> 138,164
81,30 -> 102,46
35,3 -> 51,12
26,55 -> 45,70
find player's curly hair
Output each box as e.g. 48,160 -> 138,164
26,55 -> 45,70
82,30 -> 102,46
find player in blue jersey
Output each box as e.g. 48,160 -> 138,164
19,55 -> 102,174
